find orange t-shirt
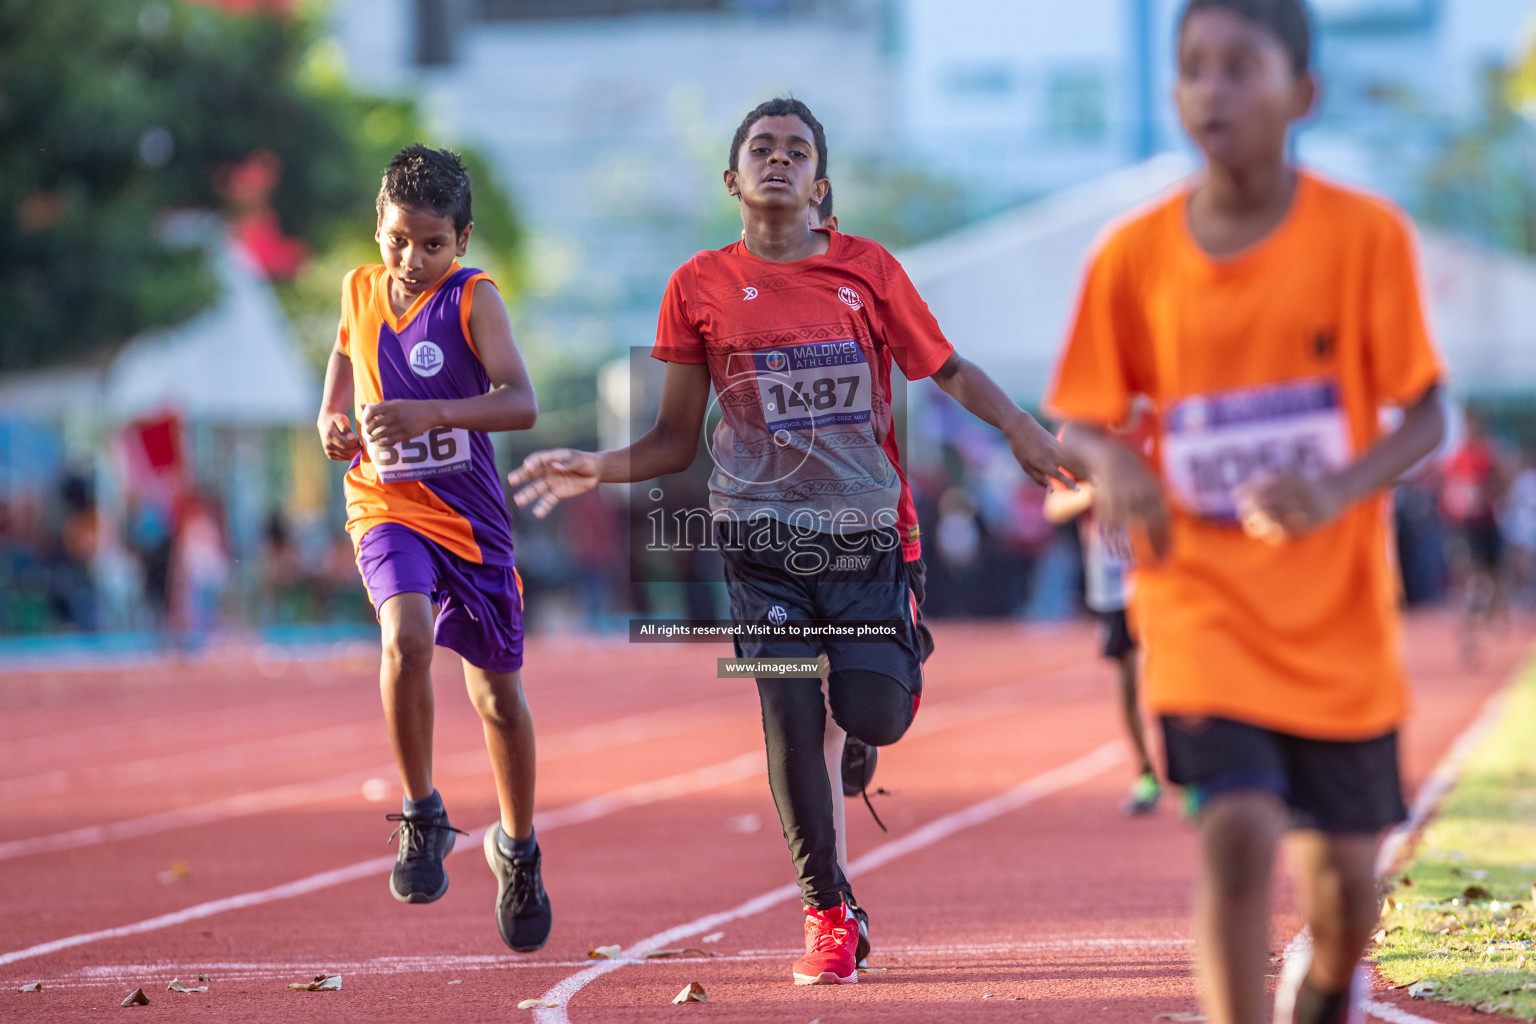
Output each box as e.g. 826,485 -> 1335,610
1047,172 -> 1443,740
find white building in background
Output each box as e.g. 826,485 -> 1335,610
325,0 -> 1536,372
898,0 -> 1535,209
329,0 -> 895,360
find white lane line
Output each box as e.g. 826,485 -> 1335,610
530,740 -> 1125,1024
0,659 -> 1086,863
1374,685 -> 1510,878
0,697 -> 748,862
0,670 -> 1102,967
1275,684 -> 1515,1024
0,750 -> 766,968
0,721 -> 378,800
7,937 -> 1195,989
1361,999 -> 1452,1024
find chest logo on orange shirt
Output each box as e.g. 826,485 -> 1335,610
1312,330 -> 1336,360
838,287 -> 863,310
742,286 -> 759,301
410,341 -> 445,377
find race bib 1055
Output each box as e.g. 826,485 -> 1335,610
1161,379 -> 1351,522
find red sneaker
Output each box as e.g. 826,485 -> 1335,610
792,901 -> 859,985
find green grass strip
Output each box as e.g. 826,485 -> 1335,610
1374,658 -> 1536,1019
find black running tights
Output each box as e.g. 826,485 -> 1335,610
757,668 -> 917,909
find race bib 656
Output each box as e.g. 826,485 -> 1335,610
369,426 -> 472,483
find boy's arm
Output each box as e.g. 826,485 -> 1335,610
1237,384 -> 1445,543
1060,422 -> 1171,558
361,281 -> 538,448
317,330 -> 360,461
507,361 -> 712,518
928,353 -> 1088,488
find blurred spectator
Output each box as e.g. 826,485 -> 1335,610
169,493 -> 230,640
260,508 -> 306,623
1395,468 -> 1448,606
1505,446 -> 1536,610
52,474 -> 100,631
1441,410 -> 1512,661
127,496 -> 176,630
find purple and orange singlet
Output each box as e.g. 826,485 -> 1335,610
338,262 -> 513,566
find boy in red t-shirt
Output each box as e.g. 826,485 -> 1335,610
510,97 -> 1081,986
1048,2 -> 1445,1022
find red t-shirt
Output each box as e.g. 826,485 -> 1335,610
1441,438 -> 1498,525
651,230 -> 954,560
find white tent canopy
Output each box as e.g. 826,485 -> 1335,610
0,237 -> 318,426
899,153 -> 1536,400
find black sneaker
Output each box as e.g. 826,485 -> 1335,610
385,812 -> 465,904
841,736 -> 878,798
484,823 -> 553,952
845,894 -> 871,968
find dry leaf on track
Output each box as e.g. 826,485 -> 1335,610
672,981 -> 708,1004
517,998 -> 559,1009
587,945 -> 622,960
643,948 -> 716,960
701,932 -> 724,943
1154,1014 -> 1206,1022
18,982 -> 42,993
121,987 -> 150,1007
197,974 -> 210,982
157,860 -> 193,884
1407,981 -> 1439,999
167,978 -> 208,993
288,974 -> 341,991
857,966 -> 889,974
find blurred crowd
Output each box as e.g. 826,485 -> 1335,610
0,482 -> 366,640
3,412 -> 1534,641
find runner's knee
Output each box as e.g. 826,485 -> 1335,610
827,669 -> 915,747
382,623 -> 434,677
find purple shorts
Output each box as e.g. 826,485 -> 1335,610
356,523 -> 525,673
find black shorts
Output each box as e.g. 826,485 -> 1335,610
1099,609 -> 1136,660
1161,716 -> 1407,834
1458,520 -> 1504,571
718,520 -> 928,695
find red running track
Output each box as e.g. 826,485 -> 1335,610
0,612 -> 1530,1023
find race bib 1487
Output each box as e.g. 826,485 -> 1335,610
754,340 -> 872,433
1161,378 -> 1352,522
368,426 -> 473,483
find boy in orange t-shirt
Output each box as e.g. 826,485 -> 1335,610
1047,3 -> 1445,1023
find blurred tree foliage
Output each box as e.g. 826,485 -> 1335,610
0,0 -> 523,372
1417,68 -> 1536,258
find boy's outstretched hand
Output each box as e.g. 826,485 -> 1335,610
1235,472 -> 1347,545
1088,442 -> 1172,561
318,412 -> 361,462
508,449 -> 603,518
1005,416 -> 1091,490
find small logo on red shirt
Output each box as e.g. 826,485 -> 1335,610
742,286 -> 759,301
838,287 -> 863,310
